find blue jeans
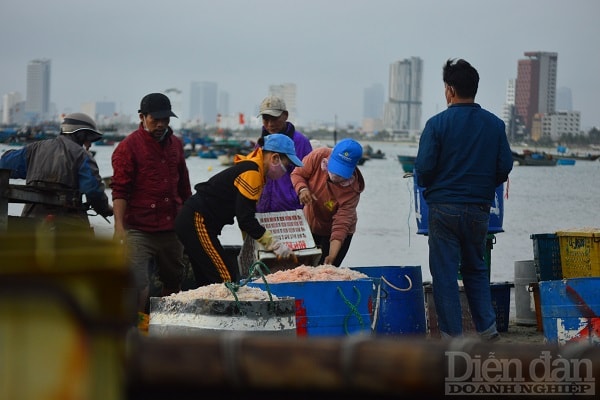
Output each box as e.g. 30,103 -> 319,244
428,203 -> 497,337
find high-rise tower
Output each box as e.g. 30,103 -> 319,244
363,83 -> 384,119
514,51 -> 557,135
383,57 -> 422,137
189,81 -> 218,127
25,59 -> 51,122
268,83 -> 297,123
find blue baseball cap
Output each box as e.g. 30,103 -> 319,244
328,138 -> 363,179
263,133 -> 304,167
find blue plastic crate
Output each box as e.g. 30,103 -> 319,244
539,278 -> 600,345
531,233 -> 562,281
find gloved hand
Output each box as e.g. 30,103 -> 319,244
270,239 -> 294,260
257,230 -> 275,248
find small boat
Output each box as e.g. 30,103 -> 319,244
364,144 -> 386,159
556,158 -> 576,166
197,147 -> 221,159
512,151 -> 557,166
554,153 -> 599,161
94,139 -> 116,146
357,156 -> 369,166
397,155 -> 416,173
554,146 -> 599,161
218,154 -> 234,166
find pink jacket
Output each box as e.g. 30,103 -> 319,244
290,147 -> 365,241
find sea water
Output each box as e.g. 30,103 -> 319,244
3,140 -> 600,285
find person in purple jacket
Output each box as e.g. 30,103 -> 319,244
255,95 -> 312,212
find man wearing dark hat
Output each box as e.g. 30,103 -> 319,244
0,112 -> 112,229
111,93 -> 192,325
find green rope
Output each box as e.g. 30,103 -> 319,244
223,281 -> 244,314
337,285 -> 366,335
226,261 -> 277,312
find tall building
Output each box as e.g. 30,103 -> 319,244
514,51 -> 557,135
556,86 -> 573,112
2,91 -> 22,124
218,90 -> 229,116
383,57 -> 423,137
268,83 -> 297,123
81,101 -> 117,120
25,59 -> 51,123
189,81 -> 218,127
539,111 -> 580,142
502,79 -> 524,141
363,83 -> 384,119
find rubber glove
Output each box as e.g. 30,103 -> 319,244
257,230 -> 275,248
270,239 -> 294,260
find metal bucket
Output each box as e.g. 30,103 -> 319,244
514,260 -> 537,326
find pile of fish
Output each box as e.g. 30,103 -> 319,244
261,264 -> 369,283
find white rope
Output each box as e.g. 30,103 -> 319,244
371,280 -> 382,331
381,274 -> 413,292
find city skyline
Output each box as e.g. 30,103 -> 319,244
1,0 -> 599,130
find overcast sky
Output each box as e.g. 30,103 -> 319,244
1,0 -> 599,129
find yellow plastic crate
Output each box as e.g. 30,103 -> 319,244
556,228 -> 600,278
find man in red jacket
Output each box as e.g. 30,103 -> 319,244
111,93 -> 192,323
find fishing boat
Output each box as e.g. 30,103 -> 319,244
94,139 -> 116,146
554,153 -> 599,161
556,158 -> 576,166
397,154 -> 416,173
554,145 -> 599,161
197,147 -> 221,159
511,151 -> 557,166
218,154 -> 234,166
364,144 -> 386,159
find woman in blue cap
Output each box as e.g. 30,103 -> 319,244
291,138 -> 365,267
175,133 -> 303,286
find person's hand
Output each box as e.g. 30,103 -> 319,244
298,187 -> 317,205
257,230 -> 275,248
113,226 -> 126,245
324,255 -> 335,265
270,239 -> 295,260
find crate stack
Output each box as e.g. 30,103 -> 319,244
532,228 -> 600,346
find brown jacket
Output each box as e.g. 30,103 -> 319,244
290,147 -> 365,241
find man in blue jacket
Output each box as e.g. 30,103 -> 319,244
0,113 -> 112,232
415,59 -> 513,341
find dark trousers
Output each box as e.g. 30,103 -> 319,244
175,206 -> 239,287
312,233 -> 353,267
